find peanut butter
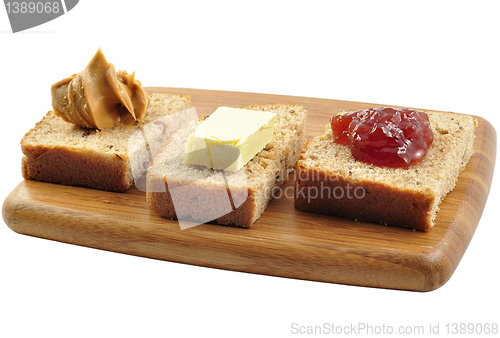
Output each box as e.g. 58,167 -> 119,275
51,48 -> 149,129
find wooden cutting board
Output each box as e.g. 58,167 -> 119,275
3,87 -> 496,292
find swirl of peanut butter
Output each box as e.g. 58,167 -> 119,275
51,49 -> 149,129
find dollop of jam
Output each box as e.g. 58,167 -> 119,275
330,107 -> 434,168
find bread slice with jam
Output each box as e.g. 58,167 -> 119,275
294,110 -> 477,231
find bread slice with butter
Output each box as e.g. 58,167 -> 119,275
21,93 -> 190,192
294,110 -> 477,231
146,104 -> 308,228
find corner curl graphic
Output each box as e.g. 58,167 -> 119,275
4,0 -> 79,33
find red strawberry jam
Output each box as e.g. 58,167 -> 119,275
330,107 -> 434,168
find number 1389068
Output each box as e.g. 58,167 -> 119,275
5,2 -> 60,14
445,323 -> 498,335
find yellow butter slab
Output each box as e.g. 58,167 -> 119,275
183,107 -> 276,171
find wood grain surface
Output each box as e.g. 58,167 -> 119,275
2,87 -> 496,291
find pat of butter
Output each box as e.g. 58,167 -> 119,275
183,107 -> 277,171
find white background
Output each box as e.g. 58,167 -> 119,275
1,1 -> 499,337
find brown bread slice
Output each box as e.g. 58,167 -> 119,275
146,104 -> 308,228
294,110 -> 477,231
21,93 -> 190,192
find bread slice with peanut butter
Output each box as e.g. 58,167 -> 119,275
21,93 -> 191,192
21,49 -> 191,192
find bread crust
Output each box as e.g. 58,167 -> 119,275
146,177 -> 258,228
21,148 -> 131,192
294,166 -> 435,231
